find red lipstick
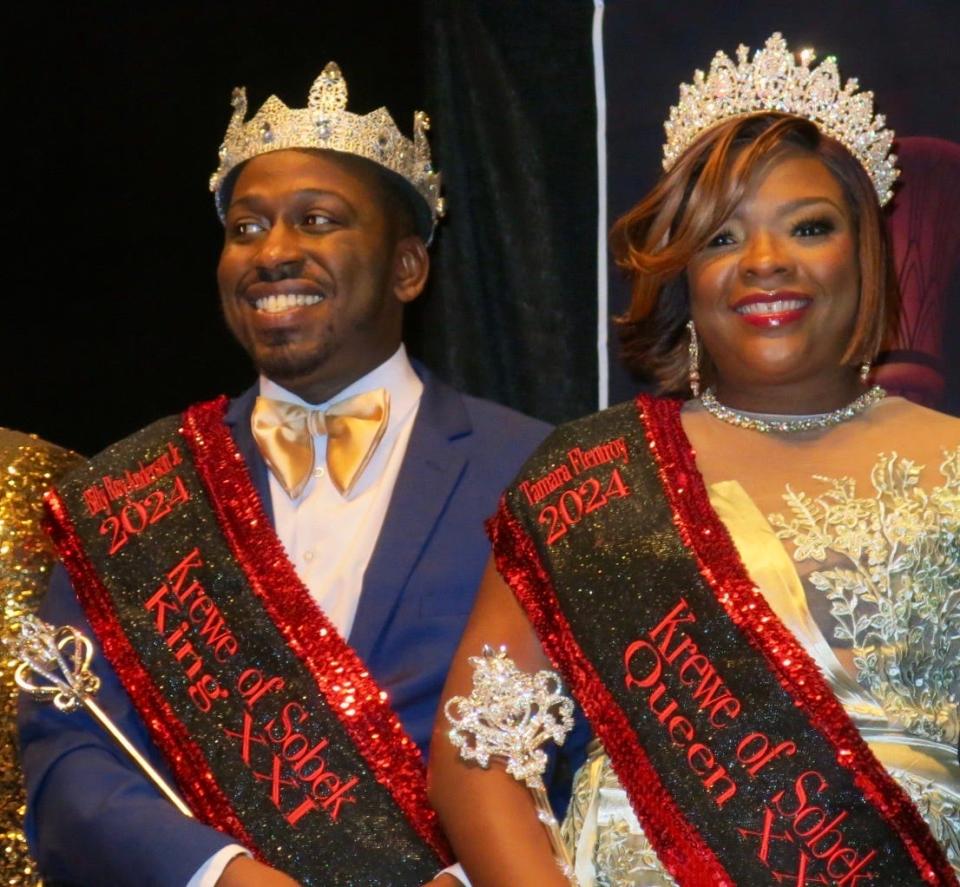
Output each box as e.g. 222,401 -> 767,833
732,291 -> 812,328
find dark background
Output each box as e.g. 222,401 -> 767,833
6,1 -> 959,456
6,2 -> 429,455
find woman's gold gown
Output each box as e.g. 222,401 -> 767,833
562,398 -> 959,885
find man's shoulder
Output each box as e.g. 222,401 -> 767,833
425,373 -> 551,450
458,390 -> 551,438
461,395 -> 552,476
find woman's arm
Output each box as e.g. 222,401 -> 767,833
428,557 -> 571,887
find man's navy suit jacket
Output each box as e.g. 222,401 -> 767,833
18,368 -> 550,886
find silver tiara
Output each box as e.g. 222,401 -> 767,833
663,33 -> 898,205
209,62 -> 444,229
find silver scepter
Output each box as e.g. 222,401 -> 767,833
445,645 -> 576,883
3,613 -> 194,818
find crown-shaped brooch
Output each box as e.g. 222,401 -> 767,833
663,33 -> 898,205
210,62 -> 444,231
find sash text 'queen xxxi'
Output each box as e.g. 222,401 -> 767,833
490,395 -> 955,887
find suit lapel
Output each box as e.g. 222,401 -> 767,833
348,370 -> 471,661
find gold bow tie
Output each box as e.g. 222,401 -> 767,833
251,390 -> 390,498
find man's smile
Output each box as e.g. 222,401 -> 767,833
239,278 -> 331,321
252,293 -> 325,314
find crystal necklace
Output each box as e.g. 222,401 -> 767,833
699,386 -> 886,433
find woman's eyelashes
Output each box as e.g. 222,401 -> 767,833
703,215 -> 837,250
705,227 -> 737,249
792,215 -> 836,237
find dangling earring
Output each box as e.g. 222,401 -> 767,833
859,360 -> 871,384
687,320 -> 701,397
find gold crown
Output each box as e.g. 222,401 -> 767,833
209,62 -> 444,231
663,33 -> 898,205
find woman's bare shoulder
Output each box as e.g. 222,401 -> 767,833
878,397 -> 960,442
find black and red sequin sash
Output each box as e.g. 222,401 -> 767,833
489,395 -> 955,887
45,397 -> 450,885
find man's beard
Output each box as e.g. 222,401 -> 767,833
252,330 -> 335,392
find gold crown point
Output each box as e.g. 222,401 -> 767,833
210,62 -> 443,233
309,62 -> 348,115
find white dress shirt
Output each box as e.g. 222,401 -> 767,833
188,345 -> 425,886
263,344 -> 423,639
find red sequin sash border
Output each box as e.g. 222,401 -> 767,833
43,488 -> 260,854
638,394 -> 954,886
489,503 -> 734,885
182,397 -> 452,865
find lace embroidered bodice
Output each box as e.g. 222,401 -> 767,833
768,448 -> 958,750
563,398 -> 959,886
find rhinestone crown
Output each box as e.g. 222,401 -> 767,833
663,33 -> 898,205
209,62 -> 444,231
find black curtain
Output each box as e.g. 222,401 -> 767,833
415,0 -> 599,425
6,1 -> 426,456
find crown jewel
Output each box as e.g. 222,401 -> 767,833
210,62 -> 444,230
663,33 -> 898,205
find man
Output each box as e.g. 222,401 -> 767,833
18,64 -> 547,886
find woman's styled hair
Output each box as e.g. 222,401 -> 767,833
612,113 -> 899,396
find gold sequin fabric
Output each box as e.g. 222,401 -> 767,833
0,430 -> 82,887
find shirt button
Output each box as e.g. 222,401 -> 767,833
303,550 -> 315,562
314,466 -> 325,477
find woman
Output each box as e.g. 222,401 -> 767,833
428,34 -> 959,886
